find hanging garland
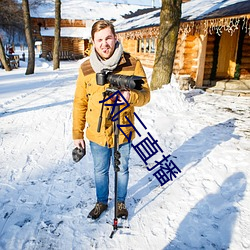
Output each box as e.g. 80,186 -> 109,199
117,26 -> 159,40
179,15 -> 250,37
117,15 -> 250,40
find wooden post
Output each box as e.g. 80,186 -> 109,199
195,32 -> 207,87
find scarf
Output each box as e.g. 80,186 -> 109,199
90,41 -> 123,73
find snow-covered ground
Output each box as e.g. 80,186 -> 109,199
0,49 -> 250,250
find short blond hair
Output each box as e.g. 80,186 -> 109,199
91,20 -> 116,40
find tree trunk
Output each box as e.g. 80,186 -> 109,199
53,0 -> 61,70
0,37 -> 11,71
22,0 -> 35,75
151,0 -> 182,90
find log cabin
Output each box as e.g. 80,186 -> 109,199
115,0 -> 250,91
30,1 -> 152,61
31,18 -> 92,60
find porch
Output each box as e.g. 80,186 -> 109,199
205,79 -> 250,97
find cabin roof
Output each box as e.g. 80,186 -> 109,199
182,0 -> 250,21
115,8 -> 160,33
115,0 -> 250,32
30,0 -> 151,20
40,27 -> 91,39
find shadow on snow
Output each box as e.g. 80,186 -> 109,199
0,100 -> 73,117
163,172 -> 247,249
128,118 -> 240,216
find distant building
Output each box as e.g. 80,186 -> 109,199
31,18 -> 92,60
30,1 -> 151,60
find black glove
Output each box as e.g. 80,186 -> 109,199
72,146 -> 86,162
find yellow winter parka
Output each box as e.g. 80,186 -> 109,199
72,52 -> 150,148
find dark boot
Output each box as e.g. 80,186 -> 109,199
87,202 -> 108,220
117,202 -> 128,219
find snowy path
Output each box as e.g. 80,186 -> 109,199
0,59 -> 250,249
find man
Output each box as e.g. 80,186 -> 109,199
72,20 -> 150,220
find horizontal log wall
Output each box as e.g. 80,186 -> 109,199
32,18 -> 86,29
240,35 -> 250,79
35,16 -> 250,83
41,37 -> 86,58
41,37 -> 53,58
120,31 -> 200,79
121,39 -> 137,54
32,17 -> 87,59
72,39 -> 87,55
173,35 -> 185,74
203,34 -> 215,81
120,38 -> 156,68
173,34 -> 199,80
133,53 -> 156,68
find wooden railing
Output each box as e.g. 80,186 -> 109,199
46,51 -> 83,61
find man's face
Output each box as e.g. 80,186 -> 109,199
93,27 -> 117,60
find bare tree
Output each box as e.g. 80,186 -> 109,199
53,0 -> 61,70
29,0 -> 47,8
0,0 -> 23,71
151,0 -> 182,90
22,0 -> 35,75
0,37 -> 11,71
0,0 -> 24,38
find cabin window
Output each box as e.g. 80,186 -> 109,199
137,39 -> 140,53
137,38 -> 156,54
150,38 -> 155,53
137,39 -> 143,53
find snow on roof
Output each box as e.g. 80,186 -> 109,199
114,8 -> 160,32
114,0 -> 250,32
30,0 -> 151,20
40,27 -> 92,39
182,0 -> 250,21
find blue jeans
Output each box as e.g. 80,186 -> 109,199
90,141 -> 131,205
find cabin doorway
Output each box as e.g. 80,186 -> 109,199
216,30 -> 239,79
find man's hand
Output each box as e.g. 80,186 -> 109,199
110,90 -> 130,104
119,90 -> 130,103
74,139 -> 85,149
72,139 -> 86,162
